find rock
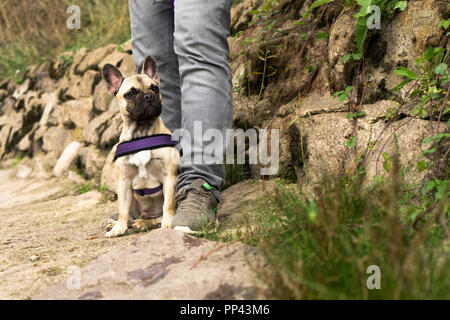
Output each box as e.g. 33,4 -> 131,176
67,170 -> 85,183
230,0 -> 264,34
82,106 -> 117,146
78,146 -> 106,179
42,127 -> 72,156
16,164 -> 32,179
297,108 -> 450,185
39,93 -> 58,127
35,229 -> 261,300
53,141 -> 82,177
12,79 -> 31,100
101,147 -> 119,194
30,255 -> 39,262
50,52 -> 75,80
93,81 -> 113,113
69,47 -> 89,75
0,89 -> 7,102
30,156 -> 53,179
118,54 -> 136,76
76,44 -> 117,74
17,133 -> 32,152
121,40 -> 132,53
100,112 -> 122,148
327,9 -> 358,92
49,98 -> 93,129
363,0 -> 447,102
75,190 -> 102,208
99,51 -> 135,76
218,179 -> 277,224
65,70 -> 101,100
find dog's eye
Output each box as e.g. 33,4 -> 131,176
150,84 -> 159,93
124,90 -> 137,99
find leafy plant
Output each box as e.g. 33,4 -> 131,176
333,85 -> 354,102
394,47 -> 448,118
74,182 -> 91,194
242,165 -> 449,299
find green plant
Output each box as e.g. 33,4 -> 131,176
11,153 -> 23,167
242,163 -> 449,299
394,47 -> 448,118
74,182 -> 91,194
333,85 -> 354,102
0,0 -> 130,77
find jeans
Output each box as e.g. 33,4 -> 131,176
128,0 -> 233,200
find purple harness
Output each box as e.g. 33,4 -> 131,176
114,134 -> 178,196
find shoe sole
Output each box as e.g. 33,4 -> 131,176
173,226 -> 201,234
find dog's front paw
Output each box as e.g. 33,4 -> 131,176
105,222 -> 128,238
160,216 -> 173,229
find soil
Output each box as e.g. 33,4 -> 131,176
0,166 -> 143,299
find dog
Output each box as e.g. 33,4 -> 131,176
102,55 -> 180,238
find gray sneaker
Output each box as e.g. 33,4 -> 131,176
171,178 -> 218,233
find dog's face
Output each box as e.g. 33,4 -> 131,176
102,55 -> 162,124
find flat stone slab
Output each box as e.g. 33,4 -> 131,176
35,229 -> 261,300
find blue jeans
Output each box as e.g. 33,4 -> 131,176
128,0 -> 233,199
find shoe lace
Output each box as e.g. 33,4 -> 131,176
176,188 -> 208,213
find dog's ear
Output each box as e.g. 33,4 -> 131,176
102,64 -> 124,95
141,55 -> 160,83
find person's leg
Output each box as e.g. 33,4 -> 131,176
128,0 -> 181,132
173,0 -> 233,200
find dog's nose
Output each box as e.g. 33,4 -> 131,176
143,93 -> 154,102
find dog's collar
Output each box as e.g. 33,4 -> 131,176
114,134 -> 178,161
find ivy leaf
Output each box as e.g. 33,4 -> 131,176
342,54 -> 352,63
422,147 -> 436,155
425,180 -> 437,192
438,19 -> 450,30
393,1 -> 407,11
355,0 -> 372,18
347,111 -> 366,119
308,0 -> 334,11
394,67 -> 418,79
424,47 -> 434,62
315,32 -> 329,41
345,135 -> 356,148
417,160 -> 428,173
394,79 -> 413,91
434,63 -> 447,75
355,16 -> 368,55
423,132 -> 450,144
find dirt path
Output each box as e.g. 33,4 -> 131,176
0,167 -> 143,299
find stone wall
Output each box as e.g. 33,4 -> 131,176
0,0 -> 448,191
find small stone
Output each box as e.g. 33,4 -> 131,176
16,165 -> 32,179
30,255 -> 39,262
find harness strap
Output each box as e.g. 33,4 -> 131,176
114,134 -> 178,161
135,184 -> 163,196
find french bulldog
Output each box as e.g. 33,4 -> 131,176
102,55 -> 180,238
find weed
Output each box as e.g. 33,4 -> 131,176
242,162 -> 449,299
74,182 -> 91,194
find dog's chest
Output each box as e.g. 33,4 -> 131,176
127,150 -> 161,179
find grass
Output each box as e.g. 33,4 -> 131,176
0,0 -> 130,78
10,153 -> 24,167
74,182 -> 92,194
199,160 -> 450,299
